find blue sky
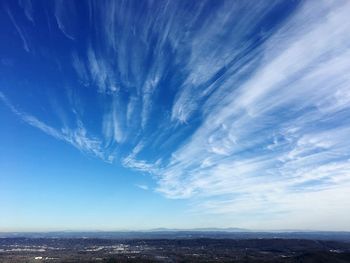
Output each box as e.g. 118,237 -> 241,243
1,0 -> 350,231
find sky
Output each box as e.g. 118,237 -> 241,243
0,0 -> 350,231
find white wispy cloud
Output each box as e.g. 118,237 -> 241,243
171,1 -> 275,123
6,7 -> 30,52
72,52 -> 89,87
0,92 -> 105,160
18,0 -> 34,24
135,184 -> 149,191
86,47 -> 119,94
54,0 -> 75,40
101,95 -> 125,144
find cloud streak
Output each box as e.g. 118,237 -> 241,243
6,7 -> 30,52
0,92 -> 105,160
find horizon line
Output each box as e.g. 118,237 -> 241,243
1,228 -> 350,233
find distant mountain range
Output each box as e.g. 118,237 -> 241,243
145,227 -> 249,232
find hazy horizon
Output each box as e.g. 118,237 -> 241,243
1,228 -> 350,233
1,0 -> 350,232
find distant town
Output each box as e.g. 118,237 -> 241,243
1,231 -> 350,262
